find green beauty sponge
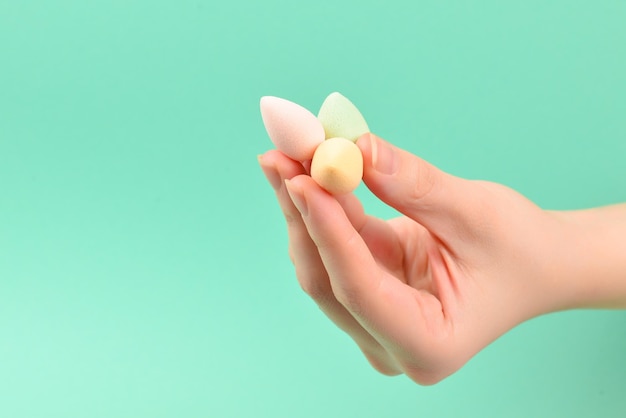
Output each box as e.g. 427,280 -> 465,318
317,92 -> 370,142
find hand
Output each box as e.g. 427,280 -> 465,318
258,133 -> 612,384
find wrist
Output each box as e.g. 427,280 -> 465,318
545,205 -> 626,310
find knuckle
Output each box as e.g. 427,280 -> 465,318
407,161 -> 438,205
297,276 -> 330,303
362,350 -> 402,377
334,285 -> 364,317
293,263 -> 329,302
282,209 -> 299,225
398,348 -> 456,386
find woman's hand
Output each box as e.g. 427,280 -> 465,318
258,133 -> 625,384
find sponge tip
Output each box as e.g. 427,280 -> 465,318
318,92 -> 370,142
259,95 -> 325,161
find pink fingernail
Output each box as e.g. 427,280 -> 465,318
257,155 -> 282,191
285,179 -> 308,216
370,134 -> 398,175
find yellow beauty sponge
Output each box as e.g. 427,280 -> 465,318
310,137 -> 363,195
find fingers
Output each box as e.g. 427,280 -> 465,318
258,151 -> 401,375
284,175 -> 432,359
357,133 -> 484,244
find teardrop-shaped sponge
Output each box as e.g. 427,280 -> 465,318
317,92 -> 369,142
260,96 -> 325,161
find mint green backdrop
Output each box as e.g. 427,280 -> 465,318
1,1 -> 625,417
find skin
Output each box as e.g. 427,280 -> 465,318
258,133 -> 626,385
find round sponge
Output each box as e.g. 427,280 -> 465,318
310,137 -> 363,195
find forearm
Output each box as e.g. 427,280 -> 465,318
551,204 -> 626,310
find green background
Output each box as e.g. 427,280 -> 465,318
1,1 -> 625,417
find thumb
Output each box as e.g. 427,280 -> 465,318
357,133 -> 482,241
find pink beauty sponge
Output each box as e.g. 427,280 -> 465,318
260,96 -> 325,161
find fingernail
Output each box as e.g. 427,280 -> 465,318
285,179 -> 308,216
257,155 -> 282,190
370,134 -> 398,175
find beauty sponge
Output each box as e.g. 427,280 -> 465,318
310,137 -> 363,195
260,92 -> 369,195
317,92 -> 370,142
260,96 -> 325,161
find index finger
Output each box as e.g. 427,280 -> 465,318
284,175 -> 431,356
